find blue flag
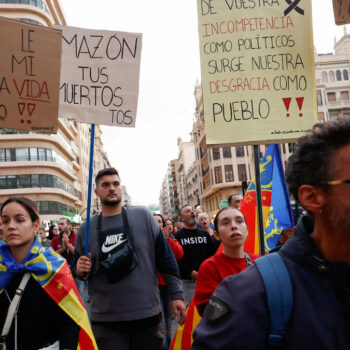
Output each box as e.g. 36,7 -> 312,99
241,144 -> 294,253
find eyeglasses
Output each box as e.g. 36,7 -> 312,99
325,179 -> 350,185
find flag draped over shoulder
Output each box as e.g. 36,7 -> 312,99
170,298 -> 201,350
0,236 -> 98,350
240,144 -> 294,254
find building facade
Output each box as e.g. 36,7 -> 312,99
315,29 -> 350,122
159,176 -> 171,217
175,138 -> 196,210
159,159 -> 179,218
0,1 -> 109,223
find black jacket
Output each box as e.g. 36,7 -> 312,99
193,215 -> 350,350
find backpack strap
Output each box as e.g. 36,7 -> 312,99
1,272 -> 31,343
255,253 -> 293,349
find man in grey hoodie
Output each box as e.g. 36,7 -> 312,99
75,167 -> 186,350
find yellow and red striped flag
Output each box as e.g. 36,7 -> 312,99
170,298 -> 201,350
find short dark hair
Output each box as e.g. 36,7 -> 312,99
286,119 -> 350,203
1,197 -> 39,222
59,217 -> 71,226
228,193 -> 240,204
95,167 -> 120,185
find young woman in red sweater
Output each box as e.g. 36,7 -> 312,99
194,207 -> 259,316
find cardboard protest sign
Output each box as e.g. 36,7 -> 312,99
197,0 -> 316,146
0,17 -> 61,133
333,0 -> 350,25
56,25 -> 142,127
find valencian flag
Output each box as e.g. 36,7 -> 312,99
240,144 -> 294,254
0,236 -> 98,350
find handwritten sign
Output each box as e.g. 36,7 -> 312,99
56,25 -> 142,127
197,0 -> 316,146
333,0 -> 350,25
0,17 -> 61,133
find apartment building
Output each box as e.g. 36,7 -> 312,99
159,176 -> 171,217
315,28 -> 350,121
0,1 -> 108,223
175,137 -> 195,210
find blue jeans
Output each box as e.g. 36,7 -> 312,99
159,286 -> 172,350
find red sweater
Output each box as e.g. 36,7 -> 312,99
194,252 -> 258,316
158,236 -> 184,286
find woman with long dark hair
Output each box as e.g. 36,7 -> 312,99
48,224 -> 59,240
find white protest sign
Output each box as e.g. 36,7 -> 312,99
56,25 -> 142,127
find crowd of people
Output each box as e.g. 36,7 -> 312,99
0,118 -> 350,350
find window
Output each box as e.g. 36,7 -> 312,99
9,149 -> 15,161
18,175 -> 31,188
214,166 -> 223,183
336,70 -> 342,81
46,149 -> 53,161
327,92 -> 336,102
30,148 -> 38,161
329,71 -> 335,82
317,91 -> 323,105
288,143 -> 295,153
18,18 -> 42,25
32,174 -> 39,187
15,148 -> 29,161
0,176 -> 6,189
317,112 -> 325,121
322,71 -> 328,83
223,147 -> 231,158
0,149 -> 7,162
0,0 -> 49,12
213,148 -> 220,160
7,176 -> 17,188
341,91 -> 349,100
238,164 -> 247,181
38,148 -> 46,161
224,165 -> 234,182
343,70 -> 349,81
236,146 -> 245,157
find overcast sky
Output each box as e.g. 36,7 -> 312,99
60,0 -> 348,206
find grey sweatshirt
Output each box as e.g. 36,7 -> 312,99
74,206 -> 184,322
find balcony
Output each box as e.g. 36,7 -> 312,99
0,0 -> 48,12
327,99 -> 350,109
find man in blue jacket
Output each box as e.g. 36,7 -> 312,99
192,119 -> 350,350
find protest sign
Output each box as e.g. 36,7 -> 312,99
56,25 -> 142,127
0,17 -> 61,133
197,0 -> 316,146
333,0 -> 350,25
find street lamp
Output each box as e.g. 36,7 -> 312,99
79,204 -> 101,221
